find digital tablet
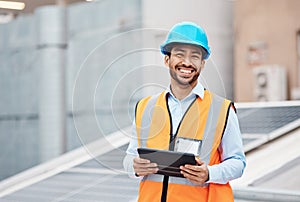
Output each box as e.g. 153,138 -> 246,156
137,147 -> 196,178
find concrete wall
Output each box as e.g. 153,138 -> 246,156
0,0 -> 142,180
0,15 -> 40,180
66,0 -> 142,151
234,0 -> 300,101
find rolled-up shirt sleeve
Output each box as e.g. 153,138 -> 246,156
123,121 -> 139,178
125,120 -> 139,156
207,107 -> 246,184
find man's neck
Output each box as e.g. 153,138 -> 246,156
170,83 -> 196,100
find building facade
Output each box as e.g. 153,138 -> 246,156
234,0 -> 300,101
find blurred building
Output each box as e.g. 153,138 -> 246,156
234,0 -> 300,102
0,0 -> 144,180
0,0 -> 234,180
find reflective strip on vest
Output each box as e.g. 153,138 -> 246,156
141,174 -> 203,186
139,93 -> 161,147
200,93 -> 225,164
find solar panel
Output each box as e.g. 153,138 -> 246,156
237,106 -> 300,134
236,103 -> 300,152
1,144 -> 139,202
75,144 -> 128,171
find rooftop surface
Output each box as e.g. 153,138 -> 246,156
0,101 -> 300,201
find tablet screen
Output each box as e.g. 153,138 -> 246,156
137,147 -> 196,178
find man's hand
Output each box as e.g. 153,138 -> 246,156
133,157 -> 159,176
180,157 -> 209,185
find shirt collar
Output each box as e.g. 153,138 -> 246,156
165,82 -> 205,100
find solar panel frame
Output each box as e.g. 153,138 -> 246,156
236,101 -> 300,152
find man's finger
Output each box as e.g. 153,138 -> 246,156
195,157 -> 204,165
181,170 -> 206,185
134,157 -> 150,164
180,165 -> 201,175
182,164 -> 203,172
136,167 -> 159,176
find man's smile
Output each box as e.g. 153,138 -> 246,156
176,66 -> 196,77
179,68 -> 193,74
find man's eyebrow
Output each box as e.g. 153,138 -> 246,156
172,48 -> 202,55
191,50 -> 202,55
172,48 -> 185,52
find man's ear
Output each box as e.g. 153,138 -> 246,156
164,55 -> 170,67
200,60 -> 205,71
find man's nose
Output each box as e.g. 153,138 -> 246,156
182,56 -> 192,66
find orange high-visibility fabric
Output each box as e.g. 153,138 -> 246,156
146,93 -> 171,149
139,181 -> 233,202
136,91 -> 234,202
138,181 -> 209,202
176,90 -> 212,140
135,96 -> 151,147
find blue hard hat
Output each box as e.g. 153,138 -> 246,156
160,22 -> 211,59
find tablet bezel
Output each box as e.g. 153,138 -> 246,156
137,147 -> 197,178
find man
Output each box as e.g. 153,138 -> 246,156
123,21 -> 246,202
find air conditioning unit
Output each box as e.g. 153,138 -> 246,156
253,65 -> 287,101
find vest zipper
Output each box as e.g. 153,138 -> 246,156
160,94 -> 197,202
160,94 -> 172,202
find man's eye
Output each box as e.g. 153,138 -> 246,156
192,55 -> 200,59
176,53 -> 184,57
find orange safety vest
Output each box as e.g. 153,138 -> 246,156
135,90 -> 234,202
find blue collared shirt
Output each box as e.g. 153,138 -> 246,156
126,82 -> 246,184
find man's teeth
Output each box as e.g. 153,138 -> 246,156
180,69 -> 192,74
